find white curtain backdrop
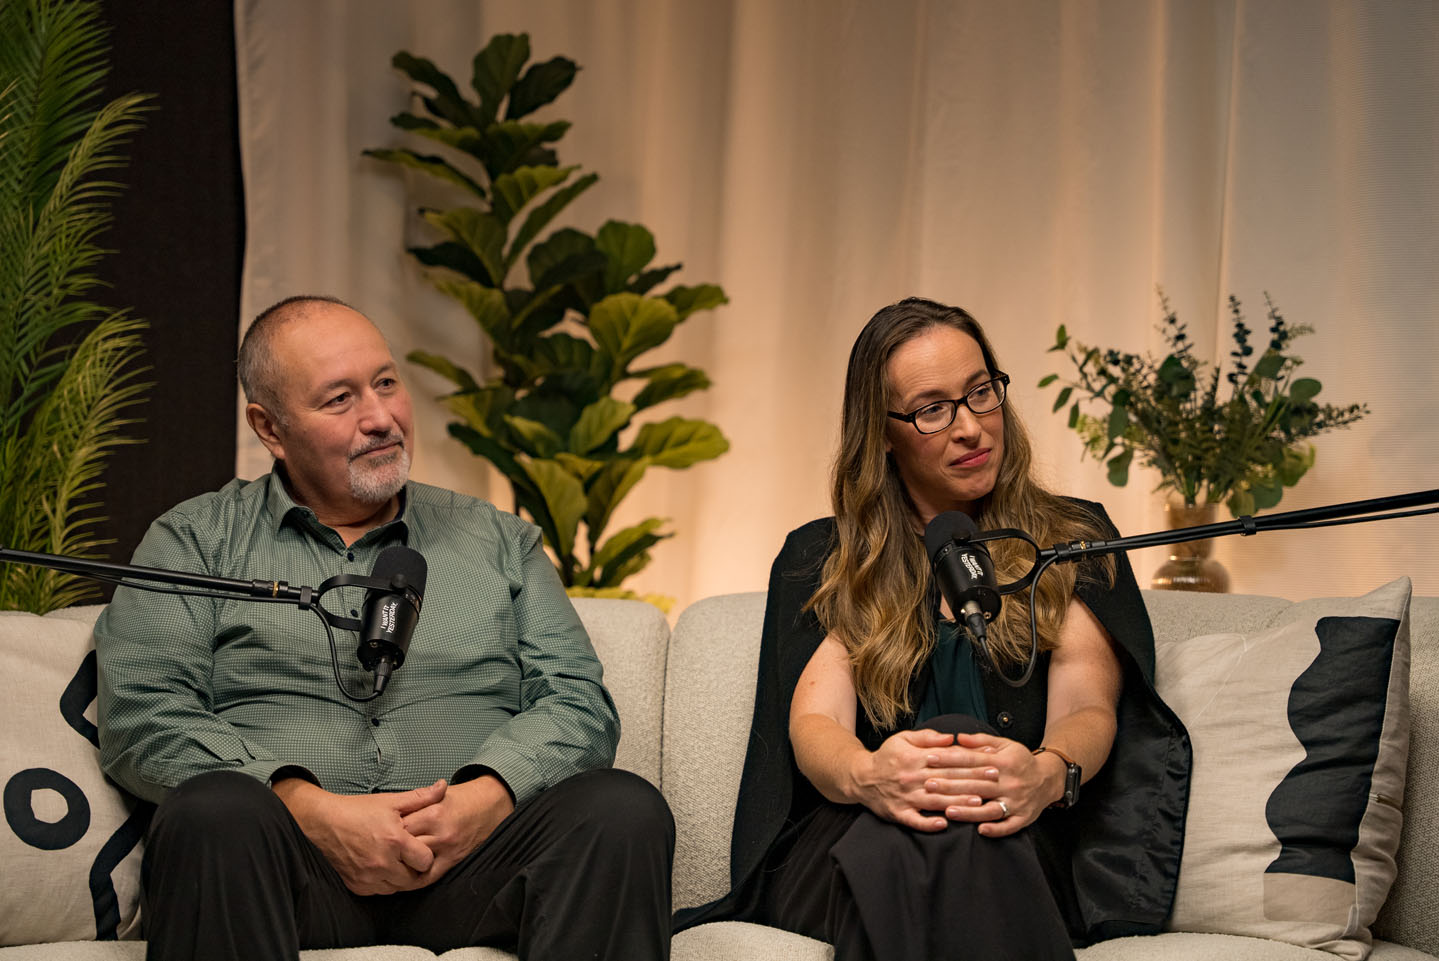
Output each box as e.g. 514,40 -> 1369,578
235,0 -> 1439,612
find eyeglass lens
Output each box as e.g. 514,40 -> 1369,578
912,378 -> 1006,433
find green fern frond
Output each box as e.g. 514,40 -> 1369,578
0,0 -> 152,613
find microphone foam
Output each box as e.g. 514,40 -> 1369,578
371,545 -> 428,601
924,510 -> 980,560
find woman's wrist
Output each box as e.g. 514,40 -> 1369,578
1031,749 -> 1068,807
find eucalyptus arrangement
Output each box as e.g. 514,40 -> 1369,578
0,0 -> 151,613
1041,294 -> 1368,517
366,34 -> 728,602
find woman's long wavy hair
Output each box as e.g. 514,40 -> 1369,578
810,298 -> 1113,730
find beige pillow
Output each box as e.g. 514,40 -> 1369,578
1157,578 -> 1412,960
0,607 -> 145,944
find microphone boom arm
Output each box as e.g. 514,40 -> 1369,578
997,488 -> 1439,594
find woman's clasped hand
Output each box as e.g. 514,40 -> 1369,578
856,728 -> 1060,836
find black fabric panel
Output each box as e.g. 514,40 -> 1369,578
1264,614 -> 1399,883
89,0 -> 243,590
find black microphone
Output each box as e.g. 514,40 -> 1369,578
356,546 -> 427,693
925,511 -> 1001,646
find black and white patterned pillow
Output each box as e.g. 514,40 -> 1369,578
0,607 -> 147,944
1158,577 -> 1412,960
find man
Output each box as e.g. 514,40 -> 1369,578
95,296 -> 673,960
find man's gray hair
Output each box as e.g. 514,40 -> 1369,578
237,294 -> 351,422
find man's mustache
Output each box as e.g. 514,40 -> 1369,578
349,434 -> 405,461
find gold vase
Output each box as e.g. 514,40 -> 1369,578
1151,500 -> 1230,593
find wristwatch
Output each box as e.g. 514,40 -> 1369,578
1033,746 -> 1081,808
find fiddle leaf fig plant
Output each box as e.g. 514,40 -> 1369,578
367,34 -> 729,599
1041,293 -> 1368,517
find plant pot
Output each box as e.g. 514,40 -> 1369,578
1151,500 -> 1231,593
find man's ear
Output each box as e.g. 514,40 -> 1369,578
245,403 -> 286,460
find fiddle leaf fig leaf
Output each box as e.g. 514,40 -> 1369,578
504,415 -> 564,457
518,456 -> 586,559
407,350 -> 478,392
392,52 -> 478,127
596,221 -> 656,293
632,364 -> 711,409
449,424 -> 527,485
426,209 -> 507,287
471,34 -> 530,126
409,241 -> 494,286
407,124 -> 486,156
585,457 -> 650,538
443,387 -> 510,436
491,165 -> 577,226
363,148 -> 486,199
433,279 -> 510,343
591,517 -> 671,580
507,172 -> 598,269
532,333 -> 599,378
630,417 -> 729,468
569,397 -> 636,456
527,227 -> 601,289
554,452 -> 606,483
506,56 -> 579,119
391,112 -> 440,131
477,120 -> 570,180
663,284 -> 728,321
629,264 -> 682,295
589,294 -> 678,377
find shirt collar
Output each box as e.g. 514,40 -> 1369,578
262,465 -> 411,546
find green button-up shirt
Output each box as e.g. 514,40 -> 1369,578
95,473 -> 618,806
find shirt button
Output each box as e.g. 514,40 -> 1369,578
996,711 -> 1014,729
350,609 -> 359,617
371,718 -> 381,727
347,551 -> 355,562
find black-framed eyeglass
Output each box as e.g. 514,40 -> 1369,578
886,373 -> 1010,435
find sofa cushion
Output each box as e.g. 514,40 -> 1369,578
1155,578 -> 1413,960
0,606 -> 145,945
663,592 -> 768,910
569,597 -> 669,786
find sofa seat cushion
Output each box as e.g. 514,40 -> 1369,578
672,921 -> 830,960
1076,932 -> 1436,960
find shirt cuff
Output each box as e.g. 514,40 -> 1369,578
459,747 -> 546,806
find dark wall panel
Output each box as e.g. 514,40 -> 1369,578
94,0 -> 244,578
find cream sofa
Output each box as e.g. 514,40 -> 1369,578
1,588 -> 1434,960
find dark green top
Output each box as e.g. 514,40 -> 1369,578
95,472 -> 618,806
914,619 -> 989,723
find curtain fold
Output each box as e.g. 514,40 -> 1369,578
235,0 -> 1439,608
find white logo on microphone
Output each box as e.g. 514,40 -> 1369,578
381,598 -> 397,634
961,553 -> 984,581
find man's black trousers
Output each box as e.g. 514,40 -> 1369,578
141,767 -> 674,960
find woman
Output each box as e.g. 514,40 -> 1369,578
676,298 -> 1190,960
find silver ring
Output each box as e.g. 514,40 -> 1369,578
997,799 -> 1011,818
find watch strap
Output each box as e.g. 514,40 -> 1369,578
1033,745 -> 1081,808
